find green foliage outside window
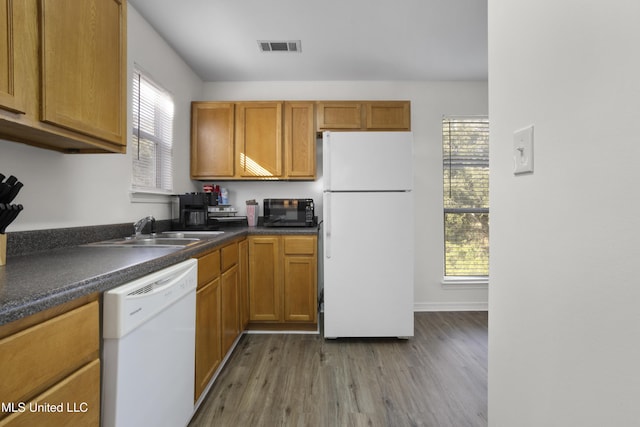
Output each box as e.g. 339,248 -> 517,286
443,117 -> 489,277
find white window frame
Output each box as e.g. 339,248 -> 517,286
130,67 -> 174,198
441,116 -> 489,286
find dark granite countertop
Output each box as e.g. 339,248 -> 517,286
0,225 -> 318,326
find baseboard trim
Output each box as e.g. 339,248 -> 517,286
414,302 -> 488,312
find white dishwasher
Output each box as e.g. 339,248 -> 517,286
102,258 -> 197,427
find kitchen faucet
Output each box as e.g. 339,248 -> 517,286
133,216 -> 156,237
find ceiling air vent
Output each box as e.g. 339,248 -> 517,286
258,40 -> 302,53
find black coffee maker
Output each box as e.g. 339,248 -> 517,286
174,192 -> 219,230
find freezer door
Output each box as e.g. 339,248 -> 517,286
323,131 -> 413,192
323,191 -> 414,338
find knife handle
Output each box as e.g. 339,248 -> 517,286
3,182 -> 23,203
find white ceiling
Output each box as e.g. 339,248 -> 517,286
128,0 -> 487,82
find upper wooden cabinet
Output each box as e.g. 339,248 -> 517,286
236,102 -> 283,178
191,102 -> 235,179
40,0 -> 126,146
317,101 -> 411,131
316,102 -> 362,130
284,102 -> 316,179
366,101 -> 411,130
0,0 -> 126,153
191,99 -> 409,180
190,101 -> 316,180
0,0 -> 26,114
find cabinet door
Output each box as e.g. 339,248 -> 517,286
284,101 -> 316,179
0,0 -> 25,114
238,239 -> 250,330
191,102 -> 235,179
195,278 -> 221,402
236,102 -> 283,178
283,255 -> 317,323
40,0 -> 125,145
283,236 -> 317,323
221,265 -> 239,355
317,102 -> 362,130
365,101 -> 411,130
248,236 -> 281,321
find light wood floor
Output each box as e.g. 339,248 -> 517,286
189,312 -> 487,427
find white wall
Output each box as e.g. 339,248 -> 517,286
0,4 -> 202,231
488,1 -> 640,425
200,81 -> 488,310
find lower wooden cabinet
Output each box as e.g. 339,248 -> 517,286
194,275 -> 221,402
283,236 -> 318,323
248,235 -> 317,330
0,297 -> 100,426
0,360 -> 100,427
238,239 -> 249,330
193,239 -> 243,402
248,236 -> 281,321
221,264 -> 239,355
194,234 -> 316,400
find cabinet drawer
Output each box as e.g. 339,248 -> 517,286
0,301 -> 99,406
284,236 -> 317,255
0,359 -> 100,427
197,249 -> 220,287
221,242 -> 238,271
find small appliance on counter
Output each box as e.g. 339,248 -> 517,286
208,205 -> 247,226
263,198 -> 316,227
0,173 -> 24,266
173,192 -> 220,230
172,191 -> 247,230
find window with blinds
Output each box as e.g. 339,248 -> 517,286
442,117 -> 489,277
131,69 -> 174,192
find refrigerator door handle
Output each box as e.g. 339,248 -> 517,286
323,132 -> 331,191
325,192 -> 331,259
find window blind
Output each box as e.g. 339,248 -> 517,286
442,117 -> 489,277
132,69 -> 174,192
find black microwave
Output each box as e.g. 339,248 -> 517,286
263,198 -> 316,227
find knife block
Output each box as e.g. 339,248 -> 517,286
0,234 -> 6,266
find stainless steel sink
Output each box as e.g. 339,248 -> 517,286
162,231 -> 224,238
86,236 -> 201,248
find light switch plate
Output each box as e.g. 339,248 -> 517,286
513,125 -> 534,175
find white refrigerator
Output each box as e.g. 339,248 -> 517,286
322,131 -> 414,338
